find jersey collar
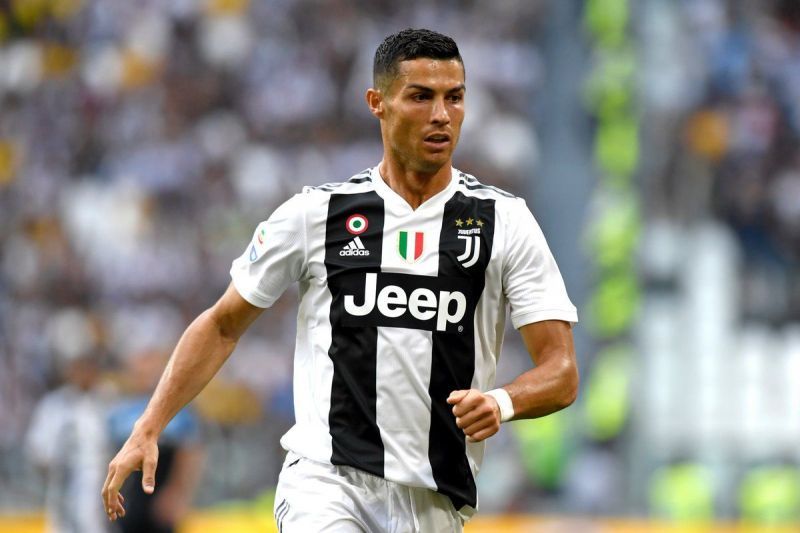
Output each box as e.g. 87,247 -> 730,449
370,165 -> 459,212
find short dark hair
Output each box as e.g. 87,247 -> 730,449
373,28 -> 463,91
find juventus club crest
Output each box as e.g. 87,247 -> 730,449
455,217 -> 484,268
397,230 -> 424,263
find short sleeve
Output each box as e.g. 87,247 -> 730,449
502,199 -> 578,329
230,194 -> 307,308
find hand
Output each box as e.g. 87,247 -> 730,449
101,432 -> 159,521
446,389 -> 501,443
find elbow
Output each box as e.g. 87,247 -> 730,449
557,357 -> 579,410
203,307 -> 239,345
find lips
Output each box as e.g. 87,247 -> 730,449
424,133 -> 451,143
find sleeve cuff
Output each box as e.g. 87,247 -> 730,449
511,308 -> 578,329
231,276 -> 274,309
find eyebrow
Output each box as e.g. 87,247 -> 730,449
405,83 -> 466,93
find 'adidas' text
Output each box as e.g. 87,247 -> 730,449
340,236 -> 370,257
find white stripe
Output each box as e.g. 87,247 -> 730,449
463,237 -> 481,267
457,235 -> 473,262
278,204 -> 334,463
354,236 -> 365,249
376,328 -> 436,488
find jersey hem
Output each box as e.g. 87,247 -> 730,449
511,308 -> 578,329
232,277 -> 274,308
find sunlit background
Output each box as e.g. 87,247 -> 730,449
1,0 -> 799,531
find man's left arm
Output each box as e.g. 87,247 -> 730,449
448,319 -> 578,442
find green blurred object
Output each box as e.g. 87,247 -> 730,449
511,410 -> 571,490
739,466 -> 800,525
584,48 -> 636,117
583,344 -> 632,441
584,0 -> 629,47
649,463 -> 715,523
595,116 -> 639,180
585,191 -> 641,270
586,274 -> 639,338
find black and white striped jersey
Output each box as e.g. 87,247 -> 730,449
230,165 -> 577,515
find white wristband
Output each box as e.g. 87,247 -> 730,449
485,388 -> 514,423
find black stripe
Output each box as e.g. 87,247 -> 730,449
325,191 -> 385,477
429,192 -> 495,511
348,170 -> 372,183
275,499 -> 287,530
276,500 -> 290,532
464,183 -> 515,198
458,171 -> 515,198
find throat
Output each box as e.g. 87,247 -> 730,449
378,162 -> 451,210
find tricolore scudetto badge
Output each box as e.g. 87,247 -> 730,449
397,230 -> 424,263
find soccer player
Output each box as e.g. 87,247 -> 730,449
102,28 -> 579,532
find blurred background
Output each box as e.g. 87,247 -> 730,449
1,0 -> 799,531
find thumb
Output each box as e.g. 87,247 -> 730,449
142,456 -> 158,494
447,389 -> 469,404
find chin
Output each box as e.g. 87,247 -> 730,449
414,159 -> 447,174
419,153 -> 451,170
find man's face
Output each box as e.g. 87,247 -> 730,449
376,58 -> 465,173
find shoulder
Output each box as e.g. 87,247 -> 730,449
454,169 -> 518,202
301,168 -> 375,196
453,170 -> 543,234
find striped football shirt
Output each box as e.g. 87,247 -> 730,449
230,165 -> 578,515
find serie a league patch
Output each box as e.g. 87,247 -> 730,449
249,223 -> 268,262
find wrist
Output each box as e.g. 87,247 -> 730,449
485,388 -> 514,423
133,418 -> 163,440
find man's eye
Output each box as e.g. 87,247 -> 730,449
449,95 -> 463,103
413,93 -> 430,101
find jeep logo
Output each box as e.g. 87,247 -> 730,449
341,272 -> 470,333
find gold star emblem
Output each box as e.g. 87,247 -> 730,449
466,217 -> 474,226
476,219 -> 484,227
455,219 -> 463,227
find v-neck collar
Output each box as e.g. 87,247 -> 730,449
371,165 -> 458,213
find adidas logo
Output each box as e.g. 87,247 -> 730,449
340,236 -> 370,257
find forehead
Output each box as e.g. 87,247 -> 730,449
391,58 -> 465,91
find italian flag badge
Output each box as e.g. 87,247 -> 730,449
398,231 -> 424,262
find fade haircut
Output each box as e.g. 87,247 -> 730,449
373,28 -> 463,92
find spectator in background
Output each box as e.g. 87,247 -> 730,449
25,348 -> 111,533
108,348 -> 204,533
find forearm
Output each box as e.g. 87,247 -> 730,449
503,353 -> 578,420
134,309 -> 237,437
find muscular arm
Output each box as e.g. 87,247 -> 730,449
504,319 -> 578,418
448,319 -> 578,441
102,283 -> 263,519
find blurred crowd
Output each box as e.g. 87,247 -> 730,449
0,0 -> 548,523
636,0 -> 800,523
647,0 -> 800,323
2,0 -> 799,527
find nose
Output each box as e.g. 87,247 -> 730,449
431,96 -> 450,125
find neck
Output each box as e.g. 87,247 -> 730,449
378,158 -> 452,210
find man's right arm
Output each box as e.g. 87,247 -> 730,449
101,282 -> 264,520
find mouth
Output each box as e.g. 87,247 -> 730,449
423,133 -> 451,149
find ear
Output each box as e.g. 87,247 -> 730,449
365,88 -> 384,119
